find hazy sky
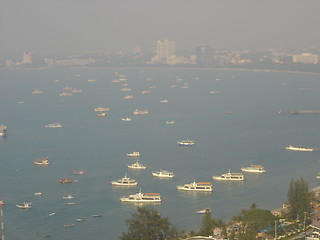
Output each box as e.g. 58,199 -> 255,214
1,0 -> 320,57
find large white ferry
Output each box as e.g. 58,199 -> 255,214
111,174 -> 138,186
213,170 -> 244,181
285,145 -> 317,152
152,170 -> 175,178
241,164 -> 266,173
178,139 -> 195,146
120,190 -> 161,203
177,181 -> 213,192
0,125 -> 7,137
128,160 -> 146,170
126,152 -> 140,157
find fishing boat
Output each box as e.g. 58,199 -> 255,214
213,170 -> 244,181
120,189 -> 161,203
241,164 -> 266,173
196,208 -> 211,214
16,202 -> 32,209
128,160 -> 146,170
111,174 -> 138,186
126,152 -> 140,157
177,181 -> 213,192
152,170 -> 175,178
59,178 -> 73,184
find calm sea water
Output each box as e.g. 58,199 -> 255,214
1,67 -> 320,239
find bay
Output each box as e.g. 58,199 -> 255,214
0,67 -> 320,239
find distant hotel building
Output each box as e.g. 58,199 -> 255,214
292,53 -> 319,64
151,40 -> 176,64
22,51 -> 32,64
195,46 -> 213,67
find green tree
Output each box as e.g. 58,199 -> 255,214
120,207 -> 179,240
287,177 -> 311,220
198,211 -> 216,236
232,204 -> 276,240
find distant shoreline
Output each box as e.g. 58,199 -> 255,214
2,66 -> 320,76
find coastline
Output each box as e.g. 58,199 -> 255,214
2,66 -> 320,76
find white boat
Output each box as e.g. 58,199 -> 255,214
96,113 -> 107,117
45,123 -> 62,128
177,181 -> 213,192
76,218 -> 87,222
213,170 -> 244,181
124,95 -> 134,99
94,107 -> 110,112
285,145 -> 317,152
63,195 -> 74,199
241,164 -> 266,173
133,109 -> 149,115
122,117 -> 132,121
126,152 -> 140,157
166,121 -> 176,125
111,174 -> 138,186
92,214 -> 103,218
16,202 -> 32,209
0,125 -> 7,137
178,139 -> 195,146
120,189 -> 161,203
34,192 -> 42,196
64,224 -> 75,228
152,170 -> 175,178
32,90 -> 44,94
128,161 -> 146,170
33,158 -> 49,165
73,170 -> 85,175
48,212 -> 56,216
196,208 -> 211,214
160,99 -> 169,103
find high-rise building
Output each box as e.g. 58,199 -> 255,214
22,51 -> 32,64
195,46 -> 213,67
155,40 -> 176,63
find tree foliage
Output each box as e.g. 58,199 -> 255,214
120,206 -> 179,240
287,177 -> 311,220
232,203 -> 276,240
198,212 -> 216,236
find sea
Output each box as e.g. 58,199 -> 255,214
1,67 -> 320,240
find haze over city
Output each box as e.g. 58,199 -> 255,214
1,0 -> 320,57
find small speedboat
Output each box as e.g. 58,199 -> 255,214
196,208 -> 211,214
63,195 -> 74,199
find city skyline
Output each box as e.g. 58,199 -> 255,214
1,0 -> 320,57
